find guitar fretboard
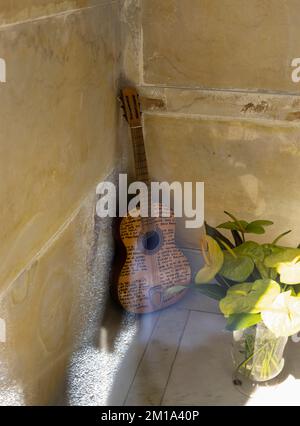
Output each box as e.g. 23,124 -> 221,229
131,126 -> 150,185
130,125 -> 157,230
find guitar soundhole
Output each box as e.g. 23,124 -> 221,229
140,229 -> 163,254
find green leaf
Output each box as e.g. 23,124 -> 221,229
219,279 -> 281,316
264,248 -> 300,268
226,313 -> 262,331
248,220 -> 273,227
234,241 -> 264,263
260,245 -> 282,280
217,220 -> 248,232
233,242 -> 266,280
244,223 -> 265,234
195,283 -> 227,301
219,252 -> 254,282
262,291 -> 300,337
236,220 -> 274,235
195,236 -> 224,284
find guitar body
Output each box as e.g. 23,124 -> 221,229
115,203 -> 191,314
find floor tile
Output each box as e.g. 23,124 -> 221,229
162,311 -> 247,405
104,307 -> 161,406
177,288 -> 220,314
125,308 -> 190,406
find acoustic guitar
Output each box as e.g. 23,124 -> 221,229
112,87 -> 191,314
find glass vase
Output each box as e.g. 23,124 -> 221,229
232,322 -> 288,384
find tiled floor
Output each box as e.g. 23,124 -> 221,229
108,249 -> 300,406
66,249 -> 300,406
105,289 -> 300,406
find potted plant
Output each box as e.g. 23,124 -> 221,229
173,212 -> 300,384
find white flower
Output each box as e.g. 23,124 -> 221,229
262,291 -> 300,337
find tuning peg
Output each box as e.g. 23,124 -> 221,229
117,96 -> 123,105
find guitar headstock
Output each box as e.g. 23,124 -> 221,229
119,87 -> 142,127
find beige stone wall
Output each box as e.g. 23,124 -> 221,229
122,0 -> 300,248
142,0 -> 300,93
0,1 -> 104,25
0,0 -> 120,405
3,0 -> 300,405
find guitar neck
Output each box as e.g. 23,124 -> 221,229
130,125 -> 150,185
131,124 -> 157,232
